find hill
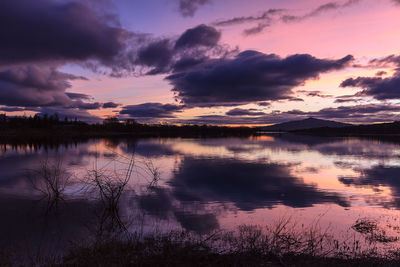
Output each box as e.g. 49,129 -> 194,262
294,121 -> 400,135
259,118 -> 350,132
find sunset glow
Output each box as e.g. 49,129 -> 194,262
2,0 -> 400,125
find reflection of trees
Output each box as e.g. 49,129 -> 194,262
83,144 -> 164,239
84,153 -> 135,237
27,158 -> 71,212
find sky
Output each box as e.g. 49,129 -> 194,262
2,0 -> 400,125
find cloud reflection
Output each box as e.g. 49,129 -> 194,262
169,157 -> 349,210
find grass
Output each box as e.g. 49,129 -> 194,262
42,224 -> 400,266
3,218 -> 400,266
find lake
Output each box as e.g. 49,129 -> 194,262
2,134 -> 400,256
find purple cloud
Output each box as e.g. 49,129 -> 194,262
177,0 -> 211,17
120,103 -> 184,119
167,51 -> 353,107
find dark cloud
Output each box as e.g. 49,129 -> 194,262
119,103 -> 184,118
226,108 -> 266,116
102,102 -> 120,108
0,0 -> 130,66
296,90 -> 333,98
239,9 -> 284,35
214,9 -> 284,36
0,0 -> 229,77
334,97 -> 363,103
167,51 -> 353,107
243,22 -> 271,35
135,24 -> 229,75
0,0 -> 130,113
0,0 -> 145,111
288,97 -> 304,102
282,0 -> 360,23
368,54 -> 400,68
173,115 -> 267,125
0,64 -> 108,119
375,71 -> 387,77
219,9 -> 282,35
177,0 -> 211,17
172,56 -> 208,72
316,104 -> 400,121
136,39 -> 173,75
214,0 -> 360,35
257,102 -> 271,107
0,106 -> 26,112
175,24 -> 221,49
341,75 -> 400,100
283,2 -> 340,22
0,65 -> 84,107
65,92 -> 92,101
70,101 -> 102,110
334,98 -> 359,103
0,10 -> 230,110
169,157 -> 348,210
213,9 -> 284,27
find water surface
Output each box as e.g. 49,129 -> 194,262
2,134 -> 400,255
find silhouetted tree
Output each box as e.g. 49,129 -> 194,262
103,116 -> 120,125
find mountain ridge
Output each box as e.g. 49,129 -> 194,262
293,121 -> 400,135
259,118 -> 351,132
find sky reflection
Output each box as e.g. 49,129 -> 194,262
2,135 -> 400,254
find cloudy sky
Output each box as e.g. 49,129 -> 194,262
2,0 -> 400,125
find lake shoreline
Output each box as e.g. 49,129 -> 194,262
2,227 -> 399,267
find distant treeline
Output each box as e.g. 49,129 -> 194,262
0,114 -> 256,140
293,121 -> 400,136
0,113 -> 87,128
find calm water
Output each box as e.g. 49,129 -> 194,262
2,134 -> 400,255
